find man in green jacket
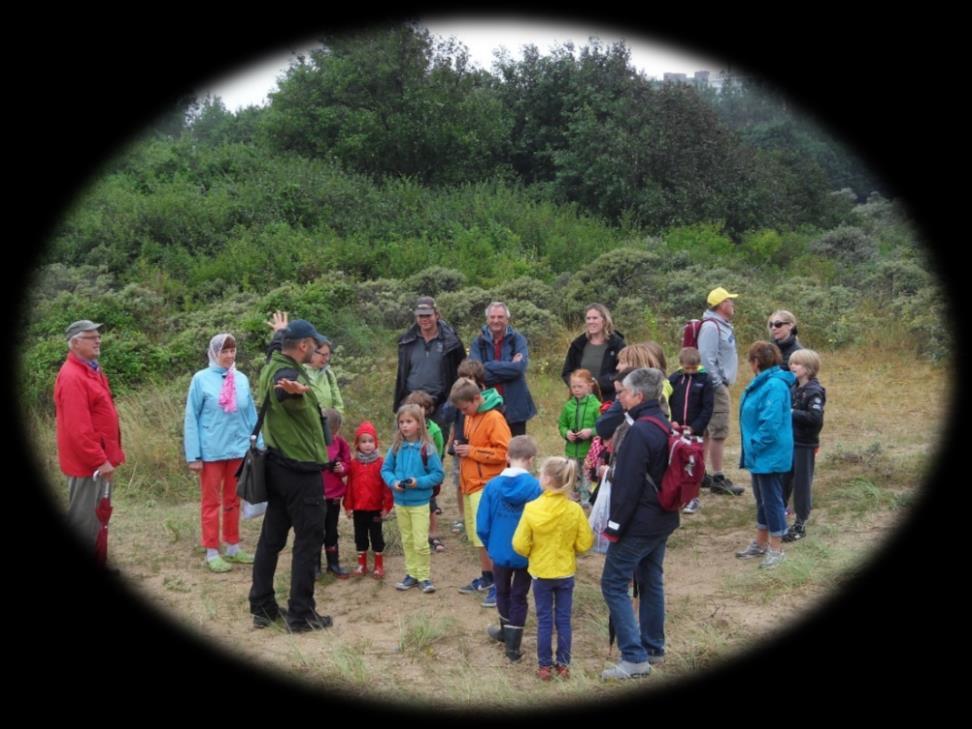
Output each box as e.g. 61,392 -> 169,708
249,319 -> 333,633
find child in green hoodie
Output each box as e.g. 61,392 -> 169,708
558,369 -> 602,504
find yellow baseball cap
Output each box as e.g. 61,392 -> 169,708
707,287 -> 739,307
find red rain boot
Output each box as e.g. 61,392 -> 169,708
372,552 -> 385,579
353,551 -> 368,576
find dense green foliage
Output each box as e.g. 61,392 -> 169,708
22,22 -> 945,410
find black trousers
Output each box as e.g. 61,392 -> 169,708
249,457 -> 325,622
508,421 -> 527,437
352,510 -> 386,552
782,445 -> 816,524
324,497 -> 342,550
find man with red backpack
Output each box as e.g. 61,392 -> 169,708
599,367 -> 677,680
685,287 -> 744,497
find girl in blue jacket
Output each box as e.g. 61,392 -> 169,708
381,404 -> 444,594
183,333 -> 262,573
735,341 -> 796,569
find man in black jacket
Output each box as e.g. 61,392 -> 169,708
393,296 -> 465,434
599,367 -> 679,680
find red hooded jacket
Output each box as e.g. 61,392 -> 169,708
343,421 -> 392,513
54,353 -> 125,477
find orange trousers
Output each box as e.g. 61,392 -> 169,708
200,459 -> 243,549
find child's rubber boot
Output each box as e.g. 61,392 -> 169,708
504,624 -> 524,662
325,546 -> 351,579
352,551 -> 368,576
487,616 -> 509,643
372,552 -> 385,579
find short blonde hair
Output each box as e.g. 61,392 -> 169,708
507,435 -> 538,462
540,457 -> 577,495
788,348 -> 821,379
678,347 -> 701,367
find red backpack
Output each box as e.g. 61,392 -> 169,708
681,317 -> 727,349
637,416 -> 706,512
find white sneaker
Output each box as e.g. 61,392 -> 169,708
735,541 -> 768,559
759,549 -> 786,569
682,497 -> 701,514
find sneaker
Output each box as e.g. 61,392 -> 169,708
481,584 -> 497,608
682,497 -> 701,514
782,522 -> 806,542
224,549 -> 255,564
420,579 -> 436,594
206,555 -> 233,573
646,653 -> 666,666
396,575 -> 419,591
600,659 -> 652,680
710,474 -> 743,496
735,541 -> 768,559
458,576 -> 488,594
536,666 -> 554,681
555,665 -> 571,680
450,520 -> 465,534
252,607 -> 288,629
286,611 -> 333,633
759,549 -> 786,569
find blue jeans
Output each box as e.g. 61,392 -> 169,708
751,472 -> 788,537
601,535 -> 668,663
533,577 -> 574,667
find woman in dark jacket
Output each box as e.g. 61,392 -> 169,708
561,303 -> 625,402
767,309 -> 803,368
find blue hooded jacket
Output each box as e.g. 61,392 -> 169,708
739,367 -> 797,474
381,440 -> 444,507
468,325 -> 537,425
477,468 -> 543,568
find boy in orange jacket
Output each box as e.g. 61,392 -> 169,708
449,377 -> 511,605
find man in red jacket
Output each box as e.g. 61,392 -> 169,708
54,320 -> 125,551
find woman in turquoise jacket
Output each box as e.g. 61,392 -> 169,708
183,333 -> 263,573
735,341 -> 796,570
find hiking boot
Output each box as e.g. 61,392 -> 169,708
682,497 -> 701,514
735,541 -> 768,559
710,474 -> 743,496
420,579 -> 436,594
555,665 -> 571,680
536,666 -> 554,681
396,575 -> 419,591
458,576 -> 489,594
286,611 -> 333,633
759,549 -> 786,569
481,584 -> 497,608
600,659 -> 652,680
206,555 -> 233,573
782,522 -> 806,542
252,607 -> 288,629
224,548 -> 255,564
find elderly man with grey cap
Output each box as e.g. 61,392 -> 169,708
698,287 -> 745,496
54,320 -> 125,555
393,296 -> 465,435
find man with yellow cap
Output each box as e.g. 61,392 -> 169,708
699,287 -> 744,496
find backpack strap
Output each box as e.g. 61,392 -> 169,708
637,415 -> 671,436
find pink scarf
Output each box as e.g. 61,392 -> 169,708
208,333 -> 238,413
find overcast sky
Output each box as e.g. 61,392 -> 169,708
200,18 -> 726,111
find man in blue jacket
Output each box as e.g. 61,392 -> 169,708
468,301 -> 537,436
599,367 -> 678,680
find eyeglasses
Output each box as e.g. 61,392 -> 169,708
768,321 -> 791,329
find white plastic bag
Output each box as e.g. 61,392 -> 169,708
588,471 -> 612,536
242,499 -> 268,520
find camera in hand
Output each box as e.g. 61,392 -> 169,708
324,458 -> 339,471
400,477 -> 415,488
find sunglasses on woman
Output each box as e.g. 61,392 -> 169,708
768,321 -> 790,329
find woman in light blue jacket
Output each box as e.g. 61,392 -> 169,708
184,333 -> 262,573
735,341 -> 796,570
